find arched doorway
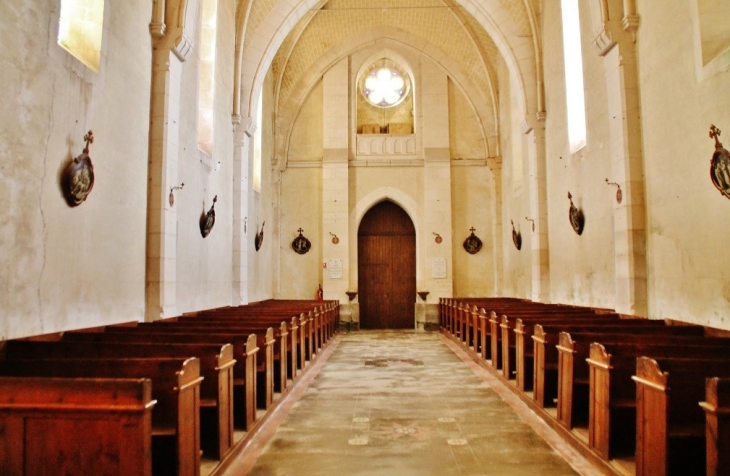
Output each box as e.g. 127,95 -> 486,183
357,201 -> 416,329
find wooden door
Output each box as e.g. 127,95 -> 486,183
358,201 -> 416,329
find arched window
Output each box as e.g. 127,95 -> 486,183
58,0 -> 105,72
198,0 -> 218,156
561,0 -> 586,153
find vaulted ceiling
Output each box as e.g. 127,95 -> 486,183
236,0 -> 543,153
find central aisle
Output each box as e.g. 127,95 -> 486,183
229,331 -> 599,475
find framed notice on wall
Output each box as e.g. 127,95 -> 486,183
432,258 -> 447,279
328,259 -> 343,279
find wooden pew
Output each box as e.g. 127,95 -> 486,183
588,341 -> 730,461
490,307 -> 606,371
633,357 -> 730,476
149,318 -> 290,394
191,305 -> 312,370
1,339 -> 235,460
179,315 -> 300,384
61,330 -> 259,432
0,357 -> 202,476
0,377 -> 156,476
516,314 -> 665,396
699,377 -> 730,476
194,301 -> 336,354
506,313 -> 628,384
551,328 -> 708,429
187,310 -> 310,374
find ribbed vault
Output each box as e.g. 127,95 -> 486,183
236,0 -> 541,126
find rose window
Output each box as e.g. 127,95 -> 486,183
360,61 -> 411,108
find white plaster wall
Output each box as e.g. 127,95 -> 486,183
449,80 -> 487,160
541,0 -> 615,308
451,166 -> 494,296
176,0 -> 236,313
638,1 -> 730,328
288,80 -> 323,163
0,1 -> 151,339
279,167 -> 322,298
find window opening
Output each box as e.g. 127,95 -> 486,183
253,92 -> 262,193
359,59 -> 411,108
58,0 -> 105,72
561,0 -> 586,153
697,0 -> 730,66
198,0 -> 218,156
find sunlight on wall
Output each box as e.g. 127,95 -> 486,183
698,0 -> 730,66
561,0 -> 586,154
58,0 -> 105,72
253,92 -> 262,193
197,0 -> 218,156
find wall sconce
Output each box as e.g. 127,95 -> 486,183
329,232 -> 339,244
524,216 -> 535,232
417,291 -> 430,302
169,183 -> 184,207
433,232 -> 442,244
605,178 -> 622,204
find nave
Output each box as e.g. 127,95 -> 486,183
225,331 -> 600,475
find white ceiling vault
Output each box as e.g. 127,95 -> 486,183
235,0 -> 544,155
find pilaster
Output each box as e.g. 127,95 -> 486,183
604,39 -> 647,316
525,113 -> 550,302
322,58 -> 350,306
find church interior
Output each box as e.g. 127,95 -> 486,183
1,0 -> 730,474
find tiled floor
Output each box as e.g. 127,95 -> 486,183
227,330 -> 601,475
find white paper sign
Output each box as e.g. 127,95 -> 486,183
432,258 -> 447,279
328,259 -> 343,279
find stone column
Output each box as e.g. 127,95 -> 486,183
596,21 -> 647,316
145,0 -> 197,320
524,114 -> 550,302
322,58 -> 350,323
231,121 -> 251,305
490,157 -> 503,295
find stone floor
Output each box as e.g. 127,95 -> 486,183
224,330 -> 602,475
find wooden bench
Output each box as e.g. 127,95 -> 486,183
699,377 -> 730,476
0,357 -> 202,476
633,357 -> 730,476
441,297 -> 526,344
2,339 -> 235,460
490,307 -> 607,371
62,329 -> 259,432
525,320 -> 680,405
192,308 -> 313,366
150,318 -> 291,393
183,310 -> 308,372
505,313 -> 625,385
195,301 -> 337,356
0,376 -> 156,476
551,328 -> 709,430
588,341 -> 730,460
